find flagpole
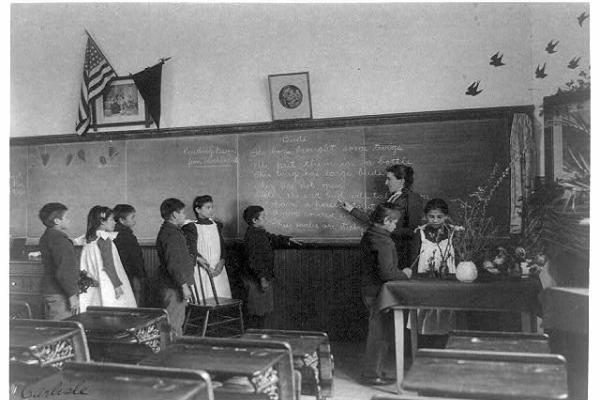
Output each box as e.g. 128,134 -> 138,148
84,29 -> 118,75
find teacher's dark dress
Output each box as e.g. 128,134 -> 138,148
350,190 -> 424,270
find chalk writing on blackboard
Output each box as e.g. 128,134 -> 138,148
184,145 -> 238,167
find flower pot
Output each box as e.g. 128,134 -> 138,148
456,261 -> 478,282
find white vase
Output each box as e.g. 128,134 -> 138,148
456,261 -> 478,282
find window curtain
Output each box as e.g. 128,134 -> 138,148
509,113 -> 535,234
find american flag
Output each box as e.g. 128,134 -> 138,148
75,34 -> 117,135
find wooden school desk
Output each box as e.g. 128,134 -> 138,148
67,306 -> 169,363
374,278 -> 542,392
402,349 -> 568,400
10,361 -> 214,400
240,329 -> 334,400
9,319 -> 90,367
140,336 -> 295,400
446,330 -> 550,353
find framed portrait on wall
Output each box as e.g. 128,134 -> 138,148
268,72 -> 313,121
92,77 -> 152,130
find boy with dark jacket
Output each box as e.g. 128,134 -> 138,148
242,205 -> 301,329
38,202 -> 80,320
360,202 -> 412,385
113,204 -> 146,306
155,198 -> 195,337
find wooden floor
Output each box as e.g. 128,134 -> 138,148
303,341 -> 404,400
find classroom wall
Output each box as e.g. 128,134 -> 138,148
11,2 -> 590,141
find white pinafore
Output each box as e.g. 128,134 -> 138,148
79,230 -> 137,312
413,228 -> 456,334
194,220 -> 231,299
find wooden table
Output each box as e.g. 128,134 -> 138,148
375,278 -> 542,392
140,336 -> 295,400
446,330 -> 550,353
402,349 -> 568,400
10,361 -> 213,400
240,329 -> 334,399
67,306 -> 169,363
9,319 -> 90,367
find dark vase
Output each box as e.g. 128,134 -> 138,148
439,260 -> 450,280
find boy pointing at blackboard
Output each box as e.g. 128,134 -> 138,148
242,205 -> 302,329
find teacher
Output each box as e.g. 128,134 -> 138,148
340,164 -> 424,270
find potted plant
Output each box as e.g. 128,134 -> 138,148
452,164 -> 510,282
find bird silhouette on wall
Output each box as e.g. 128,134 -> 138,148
545,40 -> 559,54
577,12 -> 589,27
568,57 -> 581,69
465,80 -> 483,96
490,52 -> 505,67
535,63 -> 547,79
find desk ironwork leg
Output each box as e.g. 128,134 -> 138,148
409,310 -> 418,361
394,308 -> 404,394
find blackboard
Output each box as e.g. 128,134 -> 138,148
10,146 -> 28,238
364,118 -> 510,223
127,135 -> 238,239
238,128 -> 365,238
26,142 -> 128,238
11,108 -> 518,242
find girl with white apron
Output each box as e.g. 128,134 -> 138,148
194,218 -> 231,300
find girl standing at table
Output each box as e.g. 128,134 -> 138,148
182,195 -> 231,300
413,198 -> 461,346
79,206 -> 137,312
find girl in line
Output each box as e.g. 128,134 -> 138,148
79,206 -> 137,312
183,195 -> 231,301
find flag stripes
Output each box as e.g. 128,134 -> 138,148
75,34 -> 117,135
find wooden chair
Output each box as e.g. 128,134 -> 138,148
9,299 -> 32,319
183,263 -> 244,337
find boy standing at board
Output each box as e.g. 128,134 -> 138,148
242,205 -> 301,329
156,198 -> 195,337
360,203 -> 412,385
113,204 -> 146,306
38,202 -> 80,320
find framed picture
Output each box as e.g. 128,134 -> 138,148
268,72 -> 312,121
92,77 -> 152,130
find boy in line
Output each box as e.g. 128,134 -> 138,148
156,198 -> 195,337
360,202 -> 412,385
242,205 -> 301,329
38,202 -> 80,320
113,204 -> 146,306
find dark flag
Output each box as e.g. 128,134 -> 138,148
132,61 -> 165,129
76,32 -> 117,135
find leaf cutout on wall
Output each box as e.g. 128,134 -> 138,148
77,149 -> 86,162
99,156 -> 107,165
41,152 -> 50,166
66,153 -> 73,166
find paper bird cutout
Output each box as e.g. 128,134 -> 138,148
490,52 -> 505,67
545,40 -> 559,54
577,12 -> 589,27
465,81 -> 483,96
535,63 -> 547,79
568,57 -> 581,69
